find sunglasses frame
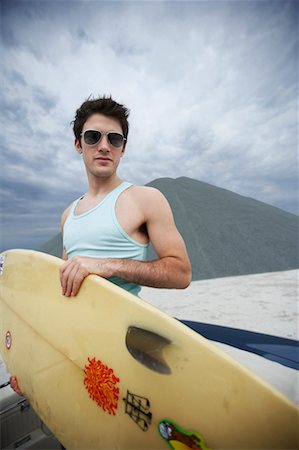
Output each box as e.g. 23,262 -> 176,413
81,129 -> 127,148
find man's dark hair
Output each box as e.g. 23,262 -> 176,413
72,95 -> 130,143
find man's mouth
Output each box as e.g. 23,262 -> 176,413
95,157 -> 112,162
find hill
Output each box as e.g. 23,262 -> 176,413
39,233 -> 63,259
39,177 -> 298,280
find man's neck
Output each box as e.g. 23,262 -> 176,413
86,175 -> 123,198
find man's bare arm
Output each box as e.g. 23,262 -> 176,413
110,187 -> 192,288
60,253 -> 191,297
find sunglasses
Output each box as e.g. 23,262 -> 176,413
81,129 -> 126,148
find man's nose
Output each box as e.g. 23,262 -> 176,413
97,135 -> 110,151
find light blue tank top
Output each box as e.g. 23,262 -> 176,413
63,181 -> 149,296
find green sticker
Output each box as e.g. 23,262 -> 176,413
158,419 -> 210,450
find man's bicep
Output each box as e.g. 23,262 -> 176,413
145,193 -> 188,259
149,220 -> 189,259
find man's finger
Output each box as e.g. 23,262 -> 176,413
71,271 -> 85,296
65,265 -> 77,297
10,376 -> 23,396
61,260 -> 76,295
59,258 -> 73,282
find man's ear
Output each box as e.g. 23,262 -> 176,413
121,145 -> 126,156
74,138 -> 82,154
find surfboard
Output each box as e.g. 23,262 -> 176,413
0,249 -> 298,449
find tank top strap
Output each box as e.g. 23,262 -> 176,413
109,181 -> 133,205
69,196 -> 83,216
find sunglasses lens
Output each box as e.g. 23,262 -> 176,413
84,130 -> 102,145
108,133 -> 125,148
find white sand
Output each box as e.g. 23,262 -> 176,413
141,269 -> 299,340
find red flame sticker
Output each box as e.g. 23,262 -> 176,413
84,357 -> 120,415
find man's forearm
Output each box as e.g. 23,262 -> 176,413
60,254 -> 192,297
106,256 -> 192,289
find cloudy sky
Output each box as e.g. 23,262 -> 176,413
1,0 -> 297,251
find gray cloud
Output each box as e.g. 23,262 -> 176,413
0,0 -> 297,251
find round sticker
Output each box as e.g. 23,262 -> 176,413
5,331 -> 11,350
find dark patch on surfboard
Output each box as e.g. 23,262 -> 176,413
126,326 -> 171,374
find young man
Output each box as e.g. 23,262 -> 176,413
59,96 -> 192,298
10,96 -> 191,396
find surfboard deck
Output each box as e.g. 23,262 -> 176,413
0,250 -> 298,449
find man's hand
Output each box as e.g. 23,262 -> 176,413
59,256 -> 115,297
10,376 -> 23,396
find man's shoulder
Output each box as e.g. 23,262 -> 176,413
62,203 -> 73,217
60,203 -> 73,230
129,185 -> 165,200
127,185 -> 170,214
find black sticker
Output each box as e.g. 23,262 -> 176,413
123,390 -> 152,431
